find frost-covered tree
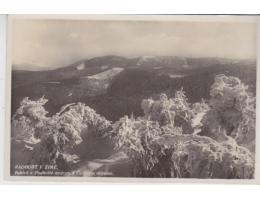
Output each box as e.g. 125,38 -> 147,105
111,116 -> 162,176
200,74 -> 255,152
153,133 -> 254,178
112,77 -> 255,178
12,98 -> 112,171
12,97 -> 49,144
112,114 -> 254,178
141,89 -> 194,134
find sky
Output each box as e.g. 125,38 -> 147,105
11,17 -> 257,70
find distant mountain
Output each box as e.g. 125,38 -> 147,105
12,56 -> 131,89
13,55 -> 250,88
11,56 -> 256,121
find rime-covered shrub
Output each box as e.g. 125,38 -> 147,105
154,134 -> 254,178
12,97 -> 49,144
11,98 -> 112,171
200,74 -> 255,152
141,89 -> 194,134
53,103 -> 112,146
112,76 -> 255,178
111,115 -> 184,177
112,114 -> 254,178
112,116 -> 163,176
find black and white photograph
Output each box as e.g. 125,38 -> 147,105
6,15 -> 258,180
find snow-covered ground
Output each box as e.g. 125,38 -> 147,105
87,67 -> 124,80
76,63 -> 85,70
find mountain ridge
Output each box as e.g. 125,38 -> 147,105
11,55 -> 256,121
13,55 -> 256,72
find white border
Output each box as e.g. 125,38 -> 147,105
3,14 -> 260,184
8,14 -> 258,22
0,14 -> 7,184
0,0 -> 259,14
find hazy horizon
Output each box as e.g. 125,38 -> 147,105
11,18 -> 257,70
12,54 -> 257,71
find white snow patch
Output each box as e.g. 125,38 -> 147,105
88,67 -> 124,80
192,112 -> 206,128
169,74 -> 185,78
76,63 -> 85,70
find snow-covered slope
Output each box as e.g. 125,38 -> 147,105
78,67 -> 124,95
87,67 -> 124,80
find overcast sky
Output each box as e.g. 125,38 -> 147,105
11,18 -> 256,70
